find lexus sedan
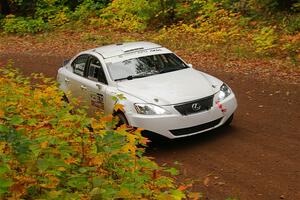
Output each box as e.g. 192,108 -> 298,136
57,41 -> 237,139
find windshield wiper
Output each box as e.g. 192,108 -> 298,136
158,67 -> 188,74
114,73 -> 154,81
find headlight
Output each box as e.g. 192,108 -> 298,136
218,83 -> 231,101
134,103 -> 169,115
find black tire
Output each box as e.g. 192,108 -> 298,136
224,113 -> 234,126
62,94 -> 69,103
62,94 -> 76,115
115,112 -> 129,127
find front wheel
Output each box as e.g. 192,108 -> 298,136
224,114 -> 234,126
115,112 -> 129,127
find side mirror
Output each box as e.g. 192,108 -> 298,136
187,63 -> 193,68
63,59 -> 70,66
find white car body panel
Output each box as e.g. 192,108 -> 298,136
126,93 -> 237,138
57,41 -> 237,139
117,68 -> 215,106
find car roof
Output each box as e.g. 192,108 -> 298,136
91,41 -> 162,59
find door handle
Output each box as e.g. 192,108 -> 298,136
96,83 -> 102,90
64,78 -> 70,83
80,85 -> 87,90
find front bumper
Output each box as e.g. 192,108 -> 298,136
126,94 -> 237,139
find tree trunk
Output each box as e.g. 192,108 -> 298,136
0,0 -> 10,15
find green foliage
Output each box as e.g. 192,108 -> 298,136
72,0 -> 109,20
292,2 -> 300,11
153,1 -> 242,51
222,0 -> 299,14
99,0 -> 159,31
254,0 -> 299,12
0,66 -> 188,199
2,15 -> 48,33
280,34 -> 300,64
174,1 -> 202,23
34,0 -> 70,26
281,14 -> 300,34
253,27 -> 278,54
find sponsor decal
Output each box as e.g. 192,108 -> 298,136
91,93 -> 104,109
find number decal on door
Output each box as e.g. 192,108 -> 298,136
91,93 -> 104,110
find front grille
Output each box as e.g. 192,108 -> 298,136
170,118 -> 222,136
174,95 -> 214,115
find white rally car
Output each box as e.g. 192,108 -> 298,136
57,42 -> 237,139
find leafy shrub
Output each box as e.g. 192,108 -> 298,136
34,0 -> 71,27
292,2 -> 300,12
173,1 -> 203,23
2,15 -> 48,34
153,0 -> 242,52
72,0 -> 109,21
281,14 -> 300,34
153,24 -> 199,50
193,1 -> 240,32
0,66 -> 188,199
280,33 -> 300,63
35,0 -> 67,19
253,27 -> 278,54
47,10 -> 70,27
99,0 -> 159,31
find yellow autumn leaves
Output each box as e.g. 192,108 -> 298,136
0,66 -> 189,199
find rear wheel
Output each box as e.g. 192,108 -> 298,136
62,94 -> 69,103
62,94 -> 76,115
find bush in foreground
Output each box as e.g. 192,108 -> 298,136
0,66 -> 189,199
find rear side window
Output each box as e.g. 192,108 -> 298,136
71,54 -> 89,76
87,56 -> 108,84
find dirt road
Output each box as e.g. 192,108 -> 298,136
1,53 -> 299,200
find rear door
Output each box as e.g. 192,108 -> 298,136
84,55 -> 108,116
65,54 -> 90,106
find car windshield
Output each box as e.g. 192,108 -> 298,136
106,53 -> 189,81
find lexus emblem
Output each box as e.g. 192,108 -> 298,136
192,103 -> 202,111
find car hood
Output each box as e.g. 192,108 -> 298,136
117,68 -> 217,106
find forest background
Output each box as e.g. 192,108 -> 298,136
0,0 -> 299,66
